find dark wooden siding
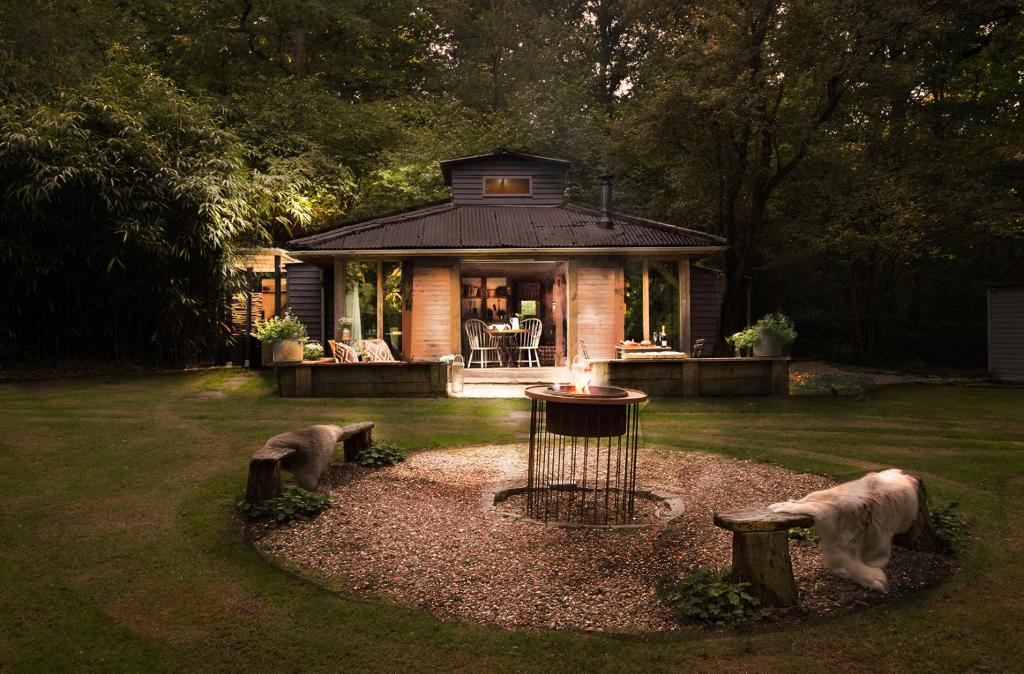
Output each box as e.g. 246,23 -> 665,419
690,262 -> 723,349
450,158 -> 566,205
284,263 -> 323,343
989,286 -> 1024,382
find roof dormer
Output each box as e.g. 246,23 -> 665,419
440,150 -> 570,205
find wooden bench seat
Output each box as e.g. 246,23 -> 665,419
245,422 -> 374,505
713,508 -> 814,607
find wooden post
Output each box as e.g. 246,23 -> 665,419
294,366 -> 312,397
333,257 -> 346,341
770,359 -> 790,396
641,257 -> 650,341
679,257 -> 691,354
274,255 -> 282,317
731,531 -> 799,607
682,360 -> 699,397
553,269 -> 566,367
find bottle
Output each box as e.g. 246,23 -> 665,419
661,325 -> 669,347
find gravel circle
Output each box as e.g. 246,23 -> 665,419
253,445 -> 956,633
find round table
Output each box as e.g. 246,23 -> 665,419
485,328 -> 528,367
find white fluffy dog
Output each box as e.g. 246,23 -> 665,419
769,469 -> 920,592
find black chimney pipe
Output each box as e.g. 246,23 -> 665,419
598,174 -> 614,229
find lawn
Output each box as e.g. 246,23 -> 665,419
0,370 -> 1021,672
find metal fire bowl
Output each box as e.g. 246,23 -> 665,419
525,385 -> 648,438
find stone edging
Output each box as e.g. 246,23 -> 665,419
482,483 -> 685,530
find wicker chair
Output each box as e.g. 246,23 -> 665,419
517,318 -> 543,367
464,319 -> 501,367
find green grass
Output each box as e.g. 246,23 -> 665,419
0,370 -> 1021,672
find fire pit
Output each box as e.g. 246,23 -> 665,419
524,384 -> 648,526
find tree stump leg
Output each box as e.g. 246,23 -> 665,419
343,429 -> 372,462
731,531 -> 798,608
246,460 -> 282,505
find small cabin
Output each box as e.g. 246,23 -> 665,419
286,150 -> 727,366
988,258 -> 1024,382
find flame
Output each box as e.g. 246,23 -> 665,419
571,355 -> 593,394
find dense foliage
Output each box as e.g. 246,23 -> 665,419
660,569 -> 770,626
1,0 -> 1020,365
354,441 -> 407,468
240,485 -> 331,524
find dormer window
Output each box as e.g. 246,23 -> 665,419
483,176 -> 532,197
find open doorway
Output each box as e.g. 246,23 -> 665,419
459,261 -> 566,367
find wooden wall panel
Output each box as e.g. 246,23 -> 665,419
449,158 -> 567,205
573,260 -> 623,360
989,287 -> 1024,381
690,262 -> 724,349
283,263 -> 323,342
409,262 -> 455,360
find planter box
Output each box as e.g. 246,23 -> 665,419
276,361 -> 448,397
272,339 -> 304,364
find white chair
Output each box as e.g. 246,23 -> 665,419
517,318 -> 543,367
464,319 -> 502,367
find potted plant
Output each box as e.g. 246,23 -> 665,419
338,317 -> 353,342
727,327 -> 760,357
303,341 -> 324,361
750,313 -> 797,357
254,310 -> 308,364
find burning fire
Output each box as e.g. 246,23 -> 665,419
571,355 -> 592,394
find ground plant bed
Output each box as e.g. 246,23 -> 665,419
252,445 -> 957,633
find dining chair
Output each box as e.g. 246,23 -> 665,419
517,318 -> 543,367
464,319 -> 501,367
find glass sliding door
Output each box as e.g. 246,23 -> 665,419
382,261 -> 402,357
623,259 -> 644,342
346,261 -> 378,341
648,260 -> 679,348
621,258 -> 682,349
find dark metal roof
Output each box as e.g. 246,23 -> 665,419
290,203 -> 726,252
440,149 -> 570,185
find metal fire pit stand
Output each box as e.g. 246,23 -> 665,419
524,385 -> 648,526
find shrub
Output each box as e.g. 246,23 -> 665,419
728,327 -> 760,351
239,485 -> 330,523
303,341 -> 324,360
355,441 -> 406,468
255,309 -> 308,342
931,501 -> 969,553
754,313 -> 797,346
660,569 -> 771,626
788,526 -> 820,543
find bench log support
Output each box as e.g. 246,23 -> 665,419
713,508 -> 814,608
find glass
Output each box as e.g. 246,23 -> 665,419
346,261 -> 377,341
623,259 -> 644,341
382,261 -> 402,358
648,260 -> 680,349
484,177 -> 530,196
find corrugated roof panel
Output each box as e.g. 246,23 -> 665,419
291,203 -> 724,251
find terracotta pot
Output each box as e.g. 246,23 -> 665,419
272,339 -> 304,364
752,336 -> 782,357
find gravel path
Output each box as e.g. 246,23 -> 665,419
254,446 -> 956,633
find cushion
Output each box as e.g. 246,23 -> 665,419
334,342 -> 358,363
361,339 -> 395,362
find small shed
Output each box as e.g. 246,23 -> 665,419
988,258 -> 1024,382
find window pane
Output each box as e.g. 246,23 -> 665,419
345,262 -> 377,341
623,259 -> 644,342
649,260 -> 680,349
382,261 -> 402,357
484,177 -> 531,196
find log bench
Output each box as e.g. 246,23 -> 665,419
245,422 -> 374,505
712,508 -> 814,607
